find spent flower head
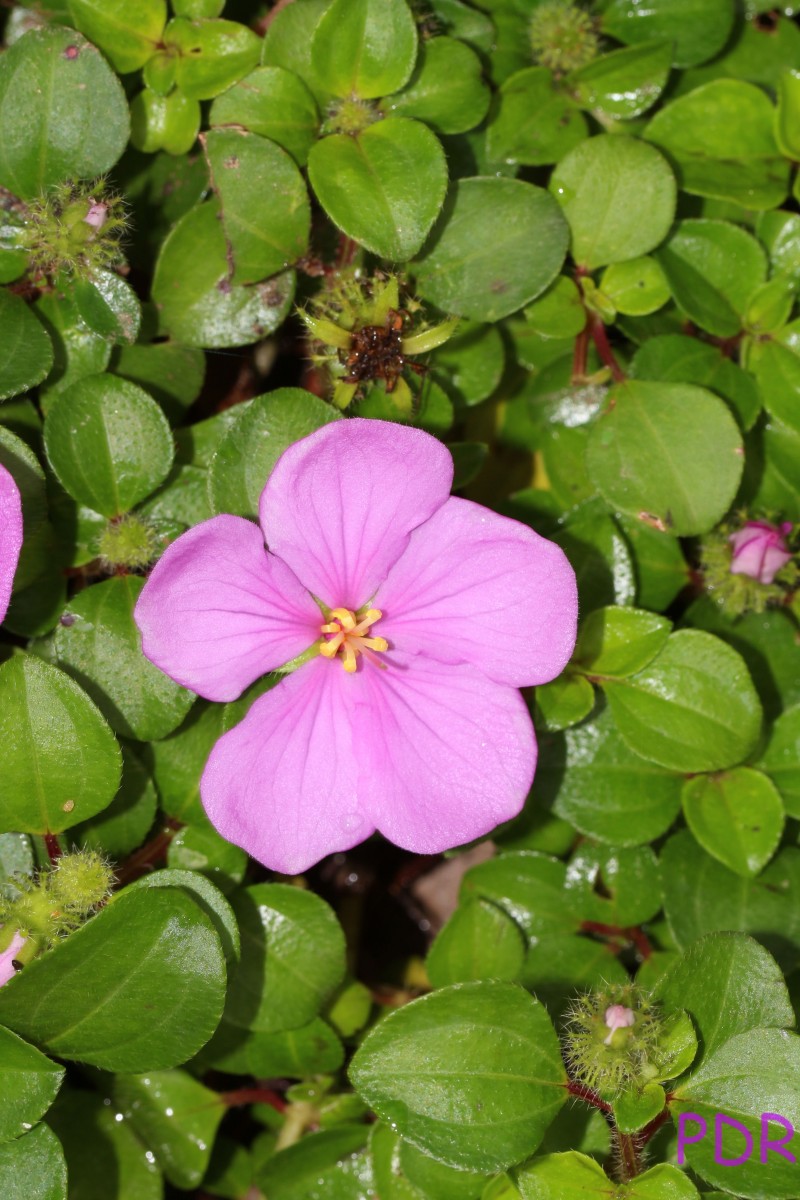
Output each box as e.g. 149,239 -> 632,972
300,272 -> 458,414
97,513 -> 161,573
135,419 -> 578,874
529,0 -> 599,74
19,178 -> 127,282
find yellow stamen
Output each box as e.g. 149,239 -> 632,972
318,606 -> 388,673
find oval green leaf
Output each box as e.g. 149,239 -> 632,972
486,66 -> 587,167
67,0 -> 167,74
415,178 -> 569,321
386,36 -> 490,136
44,374 -> 174,517
209,65 -> 320,165
311,0 -> 418,99
426,898 -> 526,988
0,655 -> 121,835
309,117 -> 447,261
0,886 -> 225,1071
682,768 -> 784,878
0,1025 -> 64,1144
0,291 -> 53,402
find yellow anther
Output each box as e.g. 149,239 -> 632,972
319,607 -> 388,673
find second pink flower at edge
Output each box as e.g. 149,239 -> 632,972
134,419 -> 578,874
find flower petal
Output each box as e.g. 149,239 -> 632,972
352,653 -> 536,854
375,497 -> 578,687
259,418 -> 453,610
0,931 -> 25,988
134,514 -> 321,702
0,463 -> 23,625
201,658 -> 373,874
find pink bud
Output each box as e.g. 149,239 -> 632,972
729,520 -> 792,585
604,1003 -> 635,1045
0,930 -> 26,987
84,202 -> 108,231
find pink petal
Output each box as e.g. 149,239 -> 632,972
0,463 -> 23,625
352,653 -> 536,854
259,419 -> 453,611
134,514 -> 322,702
375,497 -> 578,687
760,541 -> 792,584
0,931 -> 26,988
201,657 -> 373,874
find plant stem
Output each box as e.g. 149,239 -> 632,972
589,315 -> 626,382
616,1131 -> 643,1182
220,1087 -> 286,1113
114,819 -> 182,886
44,833 -> 62,864
580,920 -> 653,960
572,325 -> 589,381
565,1079 -> 612,1113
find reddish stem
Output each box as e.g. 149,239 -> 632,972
589,316 -> 627,382
220,1087 -> 287,1113
44,832 -> 62,864
114,819 -> 182,887
256,0 -> 296,34
572,325 -> 589,382
565,1079 -> 613,1114
639,1106 -> 671,1147
580,920 -> 653,960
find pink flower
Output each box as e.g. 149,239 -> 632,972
0,931 -> 26,988
604,1004 -> 635,1045
729,519 -> 792,585
134,420 -> 578,874
83,202 -> 108,230
0,463 -> 23,624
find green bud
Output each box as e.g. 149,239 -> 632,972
563,984 -> 674,1099
323,97 -> 380,137
0,850 -> 113,963
97,514 -> 160,572
529,1 -> 599,75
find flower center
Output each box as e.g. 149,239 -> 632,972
319,607 -> 388,673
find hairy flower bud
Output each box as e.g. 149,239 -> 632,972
729,519 -> 793,585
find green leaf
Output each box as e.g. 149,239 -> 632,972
599,0 -> 735,68
0,832 -> 34,894
536,705 -> 683,847
400,1136 -> 488,1200
599,257 -> 670,318
574,605 -> 671,679
0,655 -> 121,835
110,340 -> 205,425
310,0 -> 417,100
461,851 -> 581,940
426,898 -> 525,988
67,0 -> 167,74
549,135 -> 676,269
309,118 -> 447,261
113,1070 -> 224,1190
516,1152 -> 700,1199
69,742 -> 157,858
682,768 -> 784,878
653,931 -> 794,1063
386,37 -> 490,136
671,1028 -> 800,1198
553,503 -> 637,611
520,935 -> 628,1014
656,219 -> 768,338
586,380 -> 743,537
255,1126 -> 370,1200
0,1025 -> 64,1144
148,701 -> 224,823
524,276 -> 586,339
54,575 -> 195,741
632,334 -> 761,431
570,39 -> 673,120
613,1083 -> 666,1135
72,270 -> 142,346
486,67 -> 587,167
660,831 -> 800,973
0,886 -> 225,1071
165,17 -> 262,100
758,703 -> 800,817
415,178 -> 568,321
350,981 -> 566,1172
0,1123 -> 67,1200
222,883 -> 346,1036
126,866 -> 241,966
152,200 -> 296,348
44,374 -> 174,517
645,80 -> 789,211
129,86 -> 201,155
35,291 -> 110,406
603,630 -> 762,774
430,321 -> 505,406
261,0 -> 334,104
209,66 -> 320,166
369,1124 -> 426,1200
566,842 -> 661,927
0,291 -> 53,402
0,427 -> 52,596
202,1015 -> 344,1078
167,816 -> 247,895
754,340 -> 800,436
204,129 -> 310,284
535,673 -> 595,732
47,1088 -> 162,1200
208,387 -> 340,518
0,27 -> 129,199
776,70 -> 800,159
